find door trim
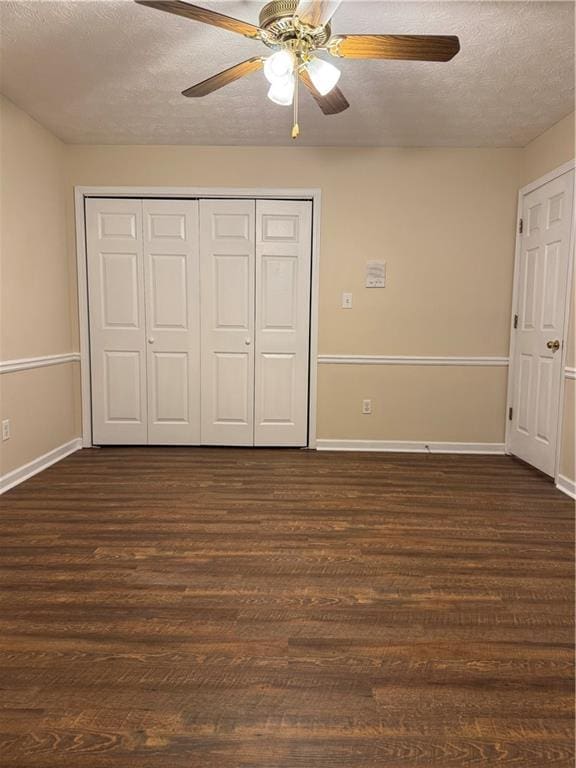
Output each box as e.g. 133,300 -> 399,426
505,160 -> 575,481
75,186 -> 321,449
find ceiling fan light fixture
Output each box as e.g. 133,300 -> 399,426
267,73 -> 295,106
264,49 -> 295,84
136,0 -> 461,138
306,56 -> 341,95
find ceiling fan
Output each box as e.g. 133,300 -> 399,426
135,0 -> 460,138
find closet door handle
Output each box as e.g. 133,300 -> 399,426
245,338 -> 252,346
148,337 -> 155,344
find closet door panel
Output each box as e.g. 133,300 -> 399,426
88,196 -> 312,449
200,200 -> 255,445
255,200 -> 312,446
143,200 -> 200,444
87,199 -> 148,444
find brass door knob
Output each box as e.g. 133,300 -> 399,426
546,339 -> 560,352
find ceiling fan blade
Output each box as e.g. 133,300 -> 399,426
296,0 -> 343,28
135,0 -> 262,39
182,57 -> 263,97
300,69 -> 349,115
328,34 -> 460,61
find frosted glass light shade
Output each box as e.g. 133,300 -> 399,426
267,74 -> 295,106
306,57 -> 341,95
264,50 -> 295,84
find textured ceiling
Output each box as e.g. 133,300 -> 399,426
0,0 -> 574,146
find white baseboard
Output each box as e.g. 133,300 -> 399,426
556,474 -> 576,500
0,438 -> 83,495
316,439 -> 506,454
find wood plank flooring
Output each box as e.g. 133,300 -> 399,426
0,448 -> 574,767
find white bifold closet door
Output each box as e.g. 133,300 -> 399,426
200,200 -> 256,445
200,199 -> 312,447
86,198 -> 200,445
87,197 -> 311,447
255,200 -> 312,446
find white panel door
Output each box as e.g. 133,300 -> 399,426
86,199 -> 147,444
143,200 -> 200,444
509,169 -> 574,476
255,200 -> 312,446
200,200 -> 256,445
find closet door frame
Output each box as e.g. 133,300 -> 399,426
75,186 -> 322,449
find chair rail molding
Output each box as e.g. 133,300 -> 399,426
565,367 -> 576,380
317,354 -> 509,366
0,352 -> 81,375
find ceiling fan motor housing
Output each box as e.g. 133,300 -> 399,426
259,0 -> 332,49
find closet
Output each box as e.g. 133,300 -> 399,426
85,197 -> 312,447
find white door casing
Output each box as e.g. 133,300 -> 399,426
86,199 -> 148,444
255,200 -> 312,446
508,169 -> 574,476
143,200 -> 201,444
77,188 -> 321,450
200,200 -> 256,445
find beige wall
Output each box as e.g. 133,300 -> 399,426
1,94 -> 574,480
65,145 -> 523,445
522,112 -> 575,186
522,112 -> 575,483
318,365 -> 508,443
0,365 -> 78,472
0,95 -> 79,476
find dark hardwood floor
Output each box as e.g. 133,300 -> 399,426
0,448 -> 574,767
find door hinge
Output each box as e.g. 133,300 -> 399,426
518,218 -> 523,234
508,407 -> 513,421
513,314 -> 518,329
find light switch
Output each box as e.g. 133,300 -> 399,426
342,292 -> 353,309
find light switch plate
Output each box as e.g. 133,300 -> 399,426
342,292 -> 353,309
2,419 -> 11,441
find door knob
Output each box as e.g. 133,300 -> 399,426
148,337 -> 155,344
546,339 -> 560,352
245,338 -> 252,346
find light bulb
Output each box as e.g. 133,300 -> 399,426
267,74 -> 295,106
264,50 -> 294,84
306,57 -> 341,96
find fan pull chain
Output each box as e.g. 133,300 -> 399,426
291,71 -> 300,140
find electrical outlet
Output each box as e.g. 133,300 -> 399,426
342,292 -> 353,309
362,399 -> 372,415
2,419 -> 11,441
